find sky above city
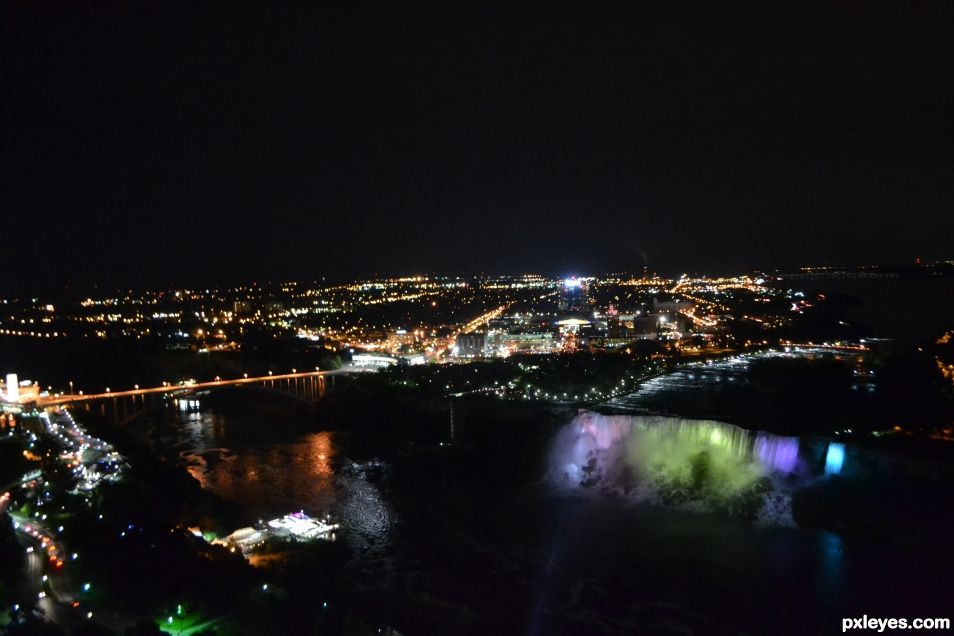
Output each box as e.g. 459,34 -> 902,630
3,3 -> 953,291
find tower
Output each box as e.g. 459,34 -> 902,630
5,373 -> 19,402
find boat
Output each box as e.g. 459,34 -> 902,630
264,511 -> 339,540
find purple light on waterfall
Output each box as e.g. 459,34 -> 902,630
577,413 -> 630,450
754,434 -> 799,474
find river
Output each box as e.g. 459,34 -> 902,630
150,352 -> 954,635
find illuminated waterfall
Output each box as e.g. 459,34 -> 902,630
754,434 -> 799,474
550,412 -> 810,519
824,442 -> 845,475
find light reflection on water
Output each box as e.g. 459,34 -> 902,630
818,530 -> 845,603
166,409 -> 394,552
180,431 -> 339,513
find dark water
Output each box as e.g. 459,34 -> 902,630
154,381 -> 954,635
164,404 -> 394,555
798,277 -> 954,342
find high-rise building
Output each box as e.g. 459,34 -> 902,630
559,278 -> 587,313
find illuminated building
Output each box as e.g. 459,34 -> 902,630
455,332 -> 486,357
485,331 -> 556,356
1,373 -> 40,405
559,277 -> 588,313
350,353 -> 399,368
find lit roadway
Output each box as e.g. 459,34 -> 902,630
407,303 -> 515,364
11,512 -> 79,627
37,368 -> 356,407
435,302 -> 516,360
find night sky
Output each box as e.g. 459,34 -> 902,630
3,3 -> 953,291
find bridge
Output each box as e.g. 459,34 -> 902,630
38,369 -> 350,408
24,369 -> 364,425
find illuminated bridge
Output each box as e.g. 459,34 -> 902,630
26,369 -> 363,425
38,369 -> 349,408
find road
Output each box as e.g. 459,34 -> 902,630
11,513 -> 76,627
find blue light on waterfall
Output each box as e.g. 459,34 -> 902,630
824,443 -> 845,475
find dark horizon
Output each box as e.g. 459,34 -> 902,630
3,3 -> 953,293
4,258 -> 952,301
